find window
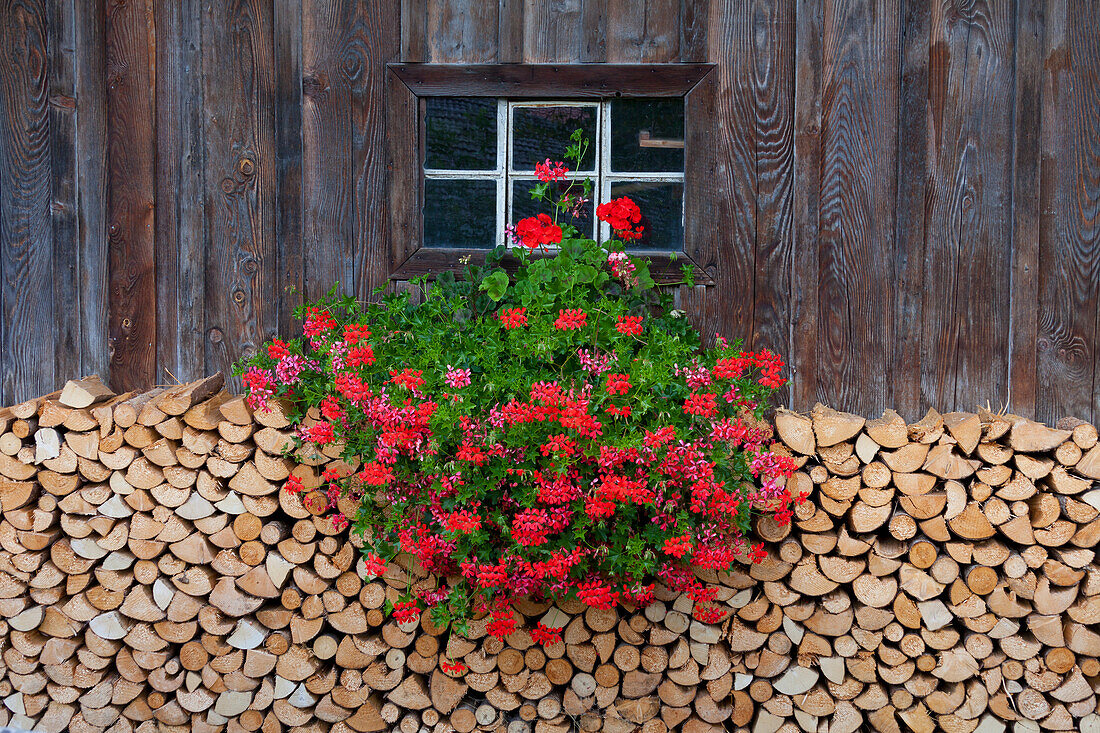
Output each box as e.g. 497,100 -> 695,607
422,98 -> 686,251
386,64 -> 715,284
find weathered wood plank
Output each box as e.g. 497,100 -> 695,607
815,0 -> 898,416
498,0 -> 525,63
891,0 -> 931,420
748,0 -> 794,409
73,0 -> 109,385
0,0 -> 55,403
921,0 -> 1015,414
106,0 -> 156,392
706,0 -> 761,351
47,0 -> 78,384
274,0 -> 303,336
522,0 -> 606,62
1037,0 -> 1100,424
1009,0 -> 1043,417
201,0 -> 277,388
606,0 -> 680,63
426,0 -> 499,62
155,0 -> 206,384
789,0 -> 822,411
389,63 -> 714,97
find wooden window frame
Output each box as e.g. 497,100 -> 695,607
385,63 -> 717,285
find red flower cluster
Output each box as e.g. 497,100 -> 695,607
303,307 -> 337,337
596,197 -> 644,240
554,309 -> 587,330
535,159 -> 569,182
616,315 -> 643,336
515,214 -> 563,249
500,307 -> 528,329
393,600 -> 419,623
531,623 -> 563,646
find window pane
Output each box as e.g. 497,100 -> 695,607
610,99 -> 684,173
511,180 -> 595,239
424,179 -> 497,248
425,98 -> 497,171
609,181 -> 683,250
512,106 -> 597,172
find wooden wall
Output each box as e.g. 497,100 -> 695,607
0,0 -> 1098,425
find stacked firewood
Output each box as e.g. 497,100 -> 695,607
0,375 -> 1097,733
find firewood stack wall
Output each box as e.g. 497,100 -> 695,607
0,375 -> 1098,733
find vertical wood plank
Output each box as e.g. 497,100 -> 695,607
201,0 -> 276,387
1037,0 -> 1100,423
1009,0 -> 1043,417
748,0 -> 794,409
891,0 -> 930,420
426,0 -> 499,62
523,0 -> 606,62
106,0 -> 156,392
789,0 -> 822,411
921,0 -> 1015,414
606,0 -> 680,63
498,0 -> 525,62
816,0 -> 899,416
706,0 -> 760,354
354,0 -> 402,299
47,0 -> 79,384
73,0 -> 109,384
274,0 -> 303,336
680,0 -> 709,62
156,0 -> 206,384
302,0 -> 400,304
0,0 -> 54,402
401,0 -> 426,62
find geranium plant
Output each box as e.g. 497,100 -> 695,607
237,131 -> 798,638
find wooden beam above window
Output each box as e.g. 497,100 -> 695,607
389,63 -> 715,98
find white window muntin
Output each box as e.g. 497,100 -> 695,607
422,99 -> 685,248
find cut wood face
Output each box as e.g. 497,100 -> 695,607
2,381 -> 1100,731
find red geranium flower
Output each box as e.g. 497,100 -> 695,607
515,214 -> 563,248
500,307 -> 528,329
554,309 -> 587,330
596,197 -> 644,240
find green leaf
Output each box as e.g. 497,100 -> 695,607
479,271 -> 510,302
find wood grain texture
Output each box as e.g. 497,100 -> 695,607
1037,0 -> 1100,423
426,0 -> 499,62
707,0 -> 763,351
106,0 -> 156,392
815,0 -> 898,416
522,0 -> 606,62
921,0 -> 1015,413
274,0 -> 303,336
606,0 -> 680,63
72,0 -> 108,385
389,63 -> 714,97
201,0 -> 277,388
155,0 -> 206,384
1009,0 -> 1043,417
47,0 -> 78,383
748,0 -> 794,409
890,0 -> 931,419
789,0 -> 823,412
0,0 -> 55,403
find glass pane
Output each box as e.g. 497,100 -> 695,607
511,180 -> 595,239
610,99 -> 685,173
424,179 -> 497,248
609,181 -> 684,250
425,98 -> 497,171
512,106 -> 597,172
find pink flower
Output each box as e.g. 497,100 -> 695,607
445,366 -> 471,389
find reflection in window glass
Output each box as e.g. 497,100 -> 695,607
513,106 -> 597,171
424,179 -> 497,248
609,181 -> 683,250
425,98 -> 497,170
512,180 -> 595,239
611,99 -> 684,173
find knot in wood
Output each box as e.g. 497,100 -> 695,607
208,328 -> 223,344
238,158 -> 255,177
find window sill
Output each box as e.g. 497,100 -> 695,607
389,247 -> 716,286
